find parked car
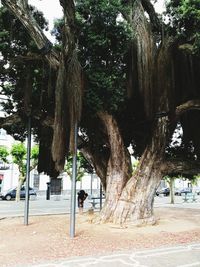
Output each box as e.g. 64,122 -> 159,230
156,187 -> 170,196
0,186 -> 37,200
174,187 -> 192,196
193,187 -> 200,195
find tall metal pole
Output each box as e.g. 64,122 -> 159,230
100,183 -> 103,210
90,173 -> 93,196
70,122 -> 78,238
24,116 -> 31,225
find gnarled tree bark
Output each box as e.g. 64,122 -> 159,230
2,0 -> 83,171
2,0 -> 59,69
94,112 -> 132,223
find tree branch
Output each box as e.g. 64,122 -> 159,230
10,54 -> 44,64
0,114 -> 22,128
2,0 -> 60,69
175,99 -> 200,118
141,0 -> 161,32
19,0 -> 28,10
0,113 -> 54,129
161,159 -> 200,176
78,136 -> 108,190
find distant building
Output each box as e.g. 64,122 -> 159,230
0,128 -> 20,192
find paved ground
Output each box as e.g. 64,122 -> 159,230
25,243 -> 200,267
0,195 -> 200,218
1,196 -> 200,267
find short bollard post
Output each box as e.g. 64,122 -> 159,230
46,182 -> 51,200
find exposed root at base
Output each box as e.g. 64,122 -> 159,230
129,215 -> 159,227
86,211 -> 159,229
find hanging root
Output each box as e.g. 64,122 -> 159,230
67,49 -> 83,154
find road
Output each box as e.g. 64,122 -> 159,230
0,194 -> 200,218
0,195 -> 99,218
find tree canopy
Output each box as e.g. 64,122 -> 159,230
0,0 -> 200,202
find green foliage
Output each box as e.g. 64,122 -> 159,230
163,175 -> 175,183
76,0 -> 132,114
11,143 -> 26,176
65,152 -> 93,181
164,174 -> 200,185
31,145 -> 39,161
11,143 -> 26,164
190,174 -> 200,185
10,142 -> 39,178
0,6 -> 54,141
166,0 -> 200,54
0,146 -> 9,163
51,0 -> 133,163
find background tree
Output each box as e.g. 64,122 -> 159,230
89,0 -> 200,225
163,175 -> 175,204
11,143 -> 39,201
65,151 -> 93,182
0,146 -> 9,192
0,146 -> 9,164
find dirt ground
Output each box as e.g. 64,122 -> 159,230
1,207 -> 200,267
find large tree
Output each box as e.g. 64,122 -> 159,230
77,0 -> 200,225
0,4 -> 59,178
1,0 -> 82,174
1,0 -> 200,226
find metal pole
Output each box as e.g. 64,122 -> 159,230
70,122 -> 78,238
24,116 -> 31,225
100,183 -> 103,210
90,173 -> 93,196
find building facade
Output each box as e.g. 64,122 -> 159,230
0,128 -> 19,192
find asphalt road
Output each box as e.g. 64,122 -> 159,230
0,195 -> 99,218
0,194 -> 200,218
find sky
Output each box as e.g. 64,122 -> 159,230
29,0 -> 63,22
29,0 -> 63,41
154,0 -> 166,14
29,0 -> 166,19
29,0 -> 166,41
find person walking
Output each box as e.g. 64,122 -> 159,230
77,190 -> 88,214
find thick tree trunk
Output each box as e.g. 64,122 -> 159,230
94,112 -> 132,223
98,116 -> 168,226
112,162 -> 162,225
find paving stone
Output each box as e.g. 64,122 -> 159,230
28,243 -> 200,267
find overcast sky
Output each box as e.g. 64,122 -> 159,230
29,0 -> 165,25
29,0 -> 62,41
29,0 -> 63,22
29,0 -> 165,41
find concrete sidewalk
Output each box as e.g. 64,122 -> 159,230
0,195 -> 200,219
26,243 -> 200,267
